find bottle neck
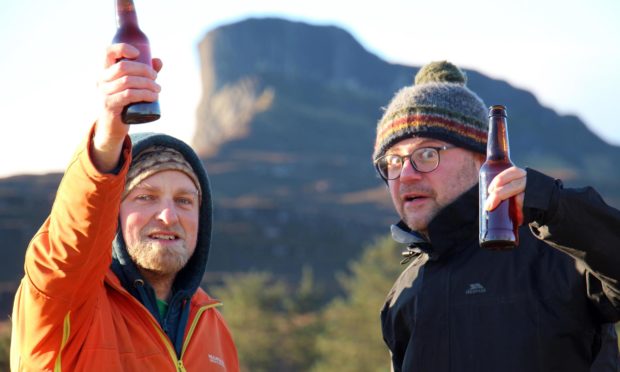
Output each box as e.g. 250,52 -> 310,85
486,114 -> 511,161
116,0 -> 139,27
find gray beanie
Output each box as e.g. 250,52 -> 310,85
373,61 -> 488,161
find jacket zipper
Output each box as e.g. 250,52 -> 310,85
107,276 -> 222,371
148,303 -> 222,371
180,304 -> 222,355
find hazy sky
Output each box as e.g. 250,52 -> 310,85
0,0 -> 618,177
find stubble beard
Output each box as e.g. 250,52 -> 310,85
400,186 -> 437,236
127,239 -> 191,276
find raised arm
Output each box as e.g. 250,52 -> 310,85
488,166 -> 620,319
11,44 -> 162,369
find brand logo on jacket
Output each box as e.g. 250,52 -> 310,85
209,354 -> 226,368
465,283 -> 487,295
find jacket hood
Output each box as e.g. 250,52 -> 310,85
111,132 -> 212,308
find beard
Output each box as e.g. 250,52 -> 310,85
127,238 -> 192,276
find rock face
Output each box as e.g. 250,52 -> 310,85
194,17 -> 620,192
193,17 -> 413,157
1,18 -> 619,310
194,75 -> 274,157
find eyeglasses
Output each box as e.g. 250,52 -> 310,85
374,146 -> 454,181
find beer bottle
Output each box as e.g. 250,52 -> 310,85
479,105 -> 519,250
112,0 -> 160,124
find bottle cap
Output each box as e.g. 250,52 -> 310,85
489,105 -> 507,117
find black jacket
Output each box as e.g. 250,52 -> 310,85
381,168 -> 620,372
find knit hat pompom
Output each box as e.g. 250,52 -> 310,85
414,60 -> 466,86
373,60 -> 488,162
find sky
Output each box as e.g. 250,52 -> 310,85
0,0 -> 618,178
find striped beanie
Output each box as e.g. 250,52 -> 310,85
373,61 -> 488,161
123,145 -> 202,201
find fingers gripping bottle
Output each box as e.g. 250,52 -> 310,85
112,0 -> 161,124
479,105 -> 519,250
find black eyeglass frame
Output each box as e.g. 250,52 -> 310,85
374,145 -> 454,181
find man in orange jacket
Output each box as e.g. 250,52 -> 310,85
10,43 -> 239,371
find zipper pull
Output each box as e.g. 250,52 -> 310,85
177,360 -> 187,372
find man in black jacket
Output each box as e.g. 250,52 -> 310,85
374,61 -> 620,371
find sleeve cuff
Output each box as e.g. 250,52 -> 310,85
523,167 -> 561,224
78,123 -> 132,183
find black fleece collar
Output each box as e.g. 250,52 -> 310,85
391,184 -> 479,261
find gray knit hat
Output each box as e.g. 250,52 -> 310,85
123,145 -> 202,200
373,61 -> 488,161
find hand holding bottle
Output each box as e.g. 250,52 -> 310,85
479,105 -> 520,250
93,43 -> 162,172
484,166 -> 526,226
111,0 -> 160,124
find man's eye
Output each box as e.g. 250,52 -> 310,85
417,148 -> 438,161
386,156 -> 402,167
136,194 -> 155,201
176,197 -> 194,206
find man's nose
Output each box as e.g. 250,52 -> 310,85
156,200 -> 180,225
399,158 -> 423,181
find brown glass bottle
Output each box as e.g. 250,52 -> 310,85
112,0 -> 160,124
479,105 -> 519,250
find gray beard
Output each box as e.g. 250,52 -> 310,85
127,240 -> 191,276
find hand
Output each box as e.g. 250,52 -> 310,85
485,166 -> 526,225
96,43 -> 162,137
92,43 -> 162,172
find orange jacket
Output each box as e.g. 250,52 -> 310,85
11,130 -> 239,371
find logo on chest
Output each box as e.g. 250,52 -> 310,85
209,354 -> 226,368
465,283 -> 487,295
